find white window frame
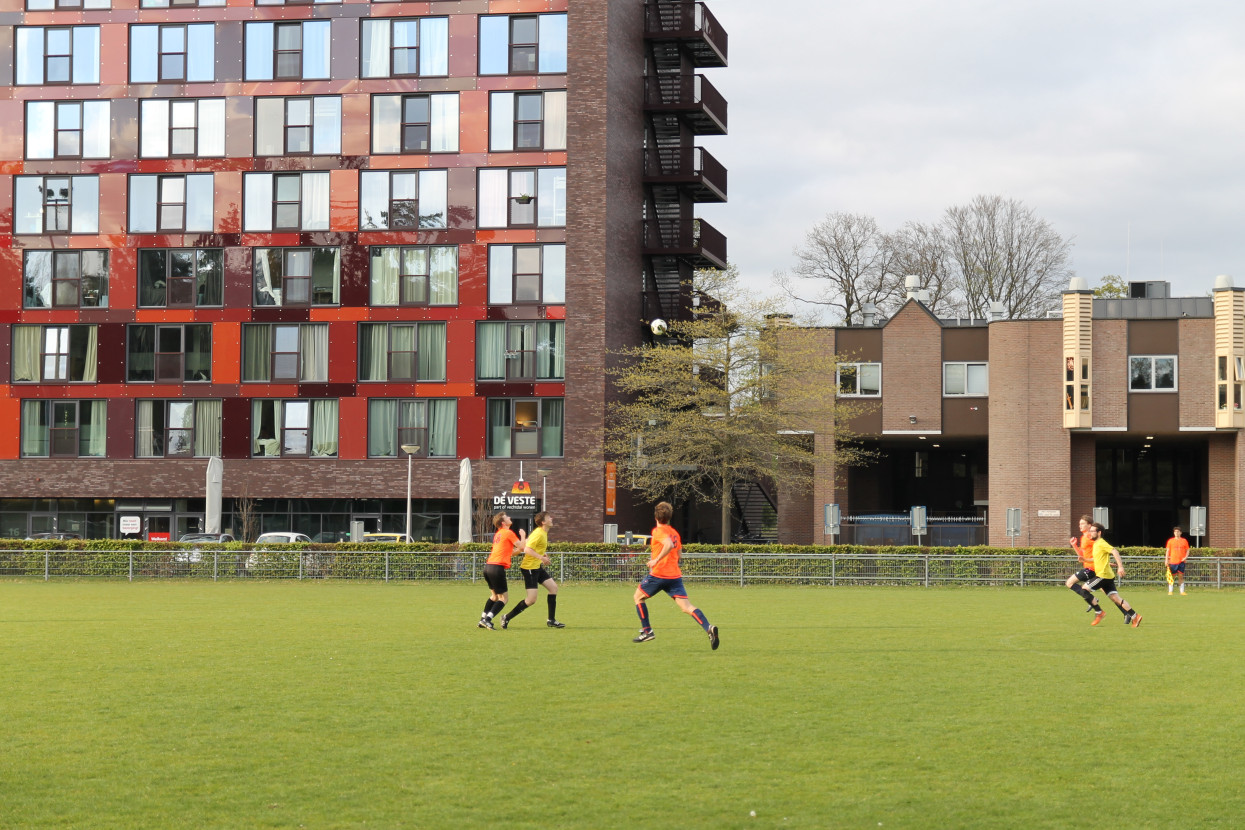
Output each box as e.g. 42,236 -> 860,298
943,361 -> 988,397
836,362 -> 881,397
1129,355 -> 1177,392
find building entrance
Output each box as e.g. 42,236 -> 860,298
1094,442 -> 1204,548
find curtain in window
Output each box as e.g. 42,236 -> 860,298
489,93 -> 514,152
430,93 -> 458,152
478,169 -> 509,227
81,401 -> 106,457
195,399 -> 222,457
252,399 -> 282,456
428,398 -> 456,457
13,326 -> 41,382
418,323 -> 446,382
302,172 -> 330,231
243,325 -> 271,382
301,324 -> 328,382
255,247 -> 280,305
545,91 -> 567,150
540,398 -> 564,457
487,399 -> 511,457
136,400 -> 157,457
368,399 -> 397,457
312,399 -> 338,457
361,324 -> 388,381
537,322 -> 564,379
429,246 -> 457,305
487,246 -> 513,305
21,401 -> 48,457
543,244 -> 566,304
83,326 -> 99,383
477,323 -> 506,380
361,19 -> 390,78
310,247 -> 340,304
538,168 -> 566,227
421,18 -> 449,76
370,247 -> 400,305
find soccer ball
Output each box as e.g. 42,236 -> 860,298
650,318 -> 669,336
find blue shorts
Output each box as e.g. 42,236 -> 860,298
638,575 -> 688,599
1169,562 -> 1186,574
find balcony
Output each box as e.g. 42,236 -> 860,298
644,74 -> 728,135
645,2 -> 728,68
642,217 -> 727,270
644,146 -> 727,203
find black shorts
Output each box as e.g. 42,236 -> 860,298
522,567 -> 553,589
483,563 -> 509,593
1085,575 -> 1118,595
1169,562 -> 1186,574
1072,567 -> 1096,582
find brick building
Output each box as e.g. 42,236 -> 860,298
0,0 -> 728,542
782,277 -> 1245,549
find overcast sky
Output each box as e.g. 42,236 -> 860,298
697,0 -> 1245,309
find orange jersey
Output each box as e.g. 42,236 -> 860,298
649,524 -> 682,578
1077,531 -> 1094,568
1166,536 -> 1190,565
488,528 -> 520,568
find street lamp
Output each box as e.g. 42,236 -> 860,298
401,444 -> 421,542
537,469 -> 551,510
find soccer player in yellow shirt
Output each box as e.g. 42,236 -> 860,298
499,512 -> 566,629
1081,522 -> 1142,628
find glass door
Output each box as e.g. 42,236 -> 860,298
146,514 -> 173,542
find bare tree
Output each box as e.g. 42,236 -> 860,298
889,220 -> 960,316
780,213 -> 905,325
943,195 -> 1074,319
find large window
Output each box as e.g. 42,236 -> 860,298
837,363 -> 881,397
359,170 -> 448,230
371,94 -> 458,154
477,321 -> 564,381
129,174 -> 214,233
368,399 -> 457,458
140,99 -> 225,158
489,91 -> 566,152
127,324 -> 212,383
138,249 -> 223,308
21,400 -> 106,458
477,168 -> 566,228
26,101 -> 109,160
943,362 -> 988,396
487,244 -> 565,305
487,398 -> 564,458
360,18 -> 448,77
242,324 -> 329,382
29,0 -> 110,8
251,399 -> 338,458
14,176 -> 99,234
369,246 -> 457,306
141,0 -> 223,8
256,97 -> 341,156
245,21 -> 331,81
15,26 -> 100,85
359,323 -> 446,382
478,14 -> 566,75
243,172 -> 330,232
23,250 -> 108,309
136,399 -> 222,458
1129,355 -> 1176,391
253,248 -> 339,307
1217,356 -> 1243,412
12,325 -> 98,383
130,24 -> 215,83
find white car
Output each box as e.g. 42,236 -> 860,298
254,532 -> 312,544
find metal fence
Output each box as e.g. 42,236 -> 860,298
3,549 -> 1244,588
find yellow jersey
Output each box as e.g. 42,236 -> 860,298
520,527 -> 548,570
1089,537 -> 1116,579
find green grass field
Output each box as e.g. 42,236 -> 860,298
2,581 -> 1244,829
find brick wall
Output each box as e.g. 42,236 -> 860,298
881,301 -> 943,433
1179,319 -> 1215,429
1092,320 -> 1128,430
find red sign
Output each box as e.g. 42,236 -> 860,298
148,532 -> 171,542
511,480 -> 532,495
605,462 -> 616,516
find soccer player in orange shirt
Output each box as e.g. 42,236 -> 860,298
478,512 -> 525,630
1166,526 -> 1190,595
631,501 -> 719,649
1065,515 -> 1102,615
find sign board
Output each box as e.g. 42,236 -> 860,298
119,516 -> 141,534
605,462 -> 617,516
1005,508 -> 1021,536
492,480 -> 538,525
824,504 -> 840,537
1036,509 -> 1060,518
1190,506 -> 1207,537
911,506 -> 927,536
148,532 -> 171,542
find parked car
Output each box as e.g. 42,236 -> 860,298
363,532 -> 413,544
254,532 -> 313,544
26,532 -> 82,541
179,533 -> 235,544
617,533 -> 651,546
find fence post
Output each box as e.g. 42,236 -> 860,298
298,552 -> 303,581
45,551 -> 50,582
472,552 -> 477,583
213,552 -> 218,582
1019,555 -> 1025,587
385,550 -> 390,583
740,551 -> 745,587
831,552 -> 836,587
128,551 -> 133,582
923,554 -> 929,587
1217,557 -> 1222,590
559,553 -> 565,583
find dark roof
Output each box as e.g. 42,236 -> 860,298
1093,297 -> 1213,319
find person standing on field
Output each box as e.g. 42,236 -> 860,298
1083,522 -> 1143,628
1165,526 -> 1190,595
499,511 -> 566,629
479,513 -> 525,630
632,501 -> 719,649
1065,514 -> 1102,614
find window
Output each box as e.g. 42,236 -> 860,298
1217,356 -> 1243,412
251,399 -> 338,457
130,24 -> 215,83
255,97 -> 341,156
477,321 -> 564,381
1064,355 -> 1090,412
360,18 -> 448,77
487,398 -> 564,457
21,400 -> 106,458
368,399 -> 457,458
359,323 -> 447,382
242,324 -> 329,382
243,173 -> 330,232
478,14 -> 567,75
1129,356 -> 1176,391
15,26 -> 101,85
129,174 -> 214,233
371,94 -> 458,154
245,21 -> 331,81
141,0 -> 223,7
127,324 -> 213,383
487,244 -> 565,305
138,249 -> 223,308
359,170 -> 448,230
26,101 -> 110,160
837,363 -> 881,397
136,400 -> 222,457
29,0 -> 110,8
14,176 -> 99,234
943,362 -> 988,396
253,248 -> 340,306
23,250 -> 108,309
140,99 -> 225,158
369,246 -> 457,306
258,0 -> 340,5
12,325 -> 98,383
489,91 -> 566,151
477,168 -> 566,228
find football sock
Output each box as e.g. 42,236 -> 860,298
483,599 -> 494,618
636,602 -> 651,630
691,608 -> 710,631
1069,584 -> 1094,605
492,599 -> 507,618
547,594 -> 557,620
506,600 -> 528,620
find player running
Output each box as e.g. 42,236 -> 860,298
1165,526 -> 1189,595
499,511 -> 566,629
632,501 -> 719,650
478,512 -> 525,630
1082,522 -> 1142,628
1065,514 -> 1102,615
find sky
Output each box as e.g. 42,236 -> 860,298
697,0 -> 1245,311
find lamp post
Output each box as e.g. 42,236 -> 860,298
537,468 -> 551,511
401,444 -> 421,542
